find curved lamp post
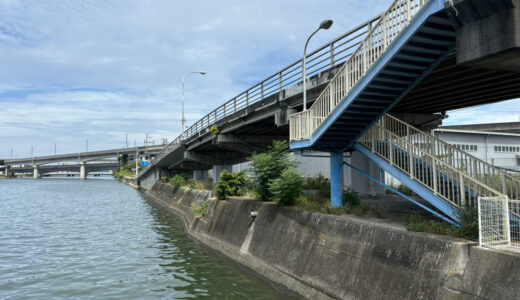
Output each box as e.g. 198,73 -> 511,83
302,19 -> 333,111
182,71 -> 206,136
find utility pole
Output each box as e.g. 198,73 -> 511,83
11,147 -> 13,159
54,143 -> 57,155
125,133 -> 128,148
134,140 -> 137,147
31,145 -> 34,165
86,138 -> 88,152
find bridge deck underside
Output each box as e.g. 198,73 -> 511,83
394,52 -> 520,113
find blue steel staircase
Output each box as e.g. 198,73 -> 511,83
288,0 -> 520,222
290,0 -> 455,150
356,114 -> 520,222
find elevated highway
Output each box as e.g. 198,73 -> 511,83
11,162 -> 119,178
3,145 -> 163,179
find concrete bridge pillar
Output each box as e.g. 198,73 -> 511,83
80,162 -> 86,180
33,166 -> 40,179
212,165 -> 232,184
193,170 -> 208,182
330,151 -> 344,208
4,165 -> 10,177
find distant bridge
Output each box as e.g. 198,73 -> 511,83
10,162 -> 120,178
3,145 -> 163,179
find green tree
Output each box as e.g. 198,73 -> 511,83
269,167 -> 304,206
249,140 -> 298,201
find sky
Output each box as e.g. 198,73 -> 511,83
1,0 -> 519,159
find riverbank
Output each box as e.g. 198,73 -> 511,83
142,181 -> 520,299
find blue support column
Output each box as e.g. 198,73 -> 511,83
330,151 -> 343,207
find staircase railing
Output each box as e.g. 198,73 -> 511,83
290,0 -> 429,141
379,114 -> 520,201
358,117 -> 504,208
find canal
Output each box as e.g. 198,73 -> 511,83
0,178 -> 287,299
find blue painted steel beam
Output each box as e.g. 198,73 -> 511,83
353,142 -> 460,223
330,151 -> 344,208
343,160 -> 459,226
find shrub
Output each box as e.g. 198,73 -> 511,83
458,206 -> 478,240
250,140 -> 298,201
191,201 -> 208,217
304,174 -> 330,190
269,167 -> 304,206
194,180 -> 214,191
396,184 -> 415,196
209,125 -> 220,135
159,176 -> 170,183
342,187 -> 360,206
214,170 -> 248,200
170,173 -> 193,189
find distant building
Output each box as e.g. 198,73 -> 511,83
433,121 -> 520,171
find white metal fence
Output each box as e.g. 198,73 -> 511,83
478,196 -> 520,253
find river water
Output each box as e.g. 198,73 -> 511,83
0,178 -> 287,299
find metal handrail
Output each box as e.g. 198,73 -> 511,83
140,15 -> 382,176
381,114 -> 520,201
358,116 -> 505,208
290,0 -> 428,141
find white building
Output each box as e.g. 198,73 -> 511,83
433,122 -> 520,171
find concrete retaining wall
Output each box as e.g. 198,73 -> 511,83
145,182 -> 520,300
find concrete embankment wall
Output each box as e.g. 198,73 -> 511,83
145,182 -> 520,300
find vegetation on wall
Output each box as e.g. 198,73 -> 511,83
113,161 -> 139,180
160,174 -> 214,191
214,170 -> 248,200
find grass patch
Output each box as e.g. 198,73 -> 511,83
405,206 -> 478,240
160,175 -> 213,191
293,191 -> 387,219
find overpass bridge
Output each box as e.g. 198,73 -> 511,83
10,162 -> 120,178
3,145 -> 163,179
137,0 -> 520,228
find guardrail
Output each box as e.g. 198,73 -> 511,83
141,15 -> 382,175
290,0 -> 428,141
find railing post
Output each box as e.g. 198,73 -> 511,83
407,0 -> 411,23
432,161 -> 437,195
279,72 -> 283,94
409,143 -> 414,179
502,174 -> 507,195
330,44 -> 335,67
460,173 -> 466,206
504,196 -> 511,246
388,133 -> 393,165
246,90 -> 249,113
234,98 -> 237,113
261,82 -> 264,100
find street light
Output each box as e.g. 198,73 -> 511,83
302,19 -> 333,111
182,71 -> 206,137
